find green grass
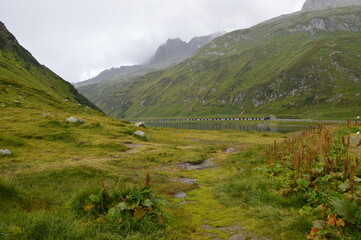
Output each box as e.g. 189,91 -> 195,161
3,100 -> 359,239
1,18 -> 360,239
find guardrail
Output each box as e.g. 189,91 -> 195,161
127,116 -> 272,122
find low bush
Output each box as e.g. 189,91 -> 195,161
71,178 -> 166,237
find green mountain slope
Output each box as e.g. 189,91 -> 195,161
0,21 -> 100,112
79,7 -> 361,119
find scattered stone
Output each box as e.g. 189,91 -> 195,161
134,130 -> 145,137
174,191 -> 187,199
66,116 -> 84,123
42,113 -> 52,116
1,103 -> 6,107
226,148 -> 237,152
134,122 -> 145,127
0,149 -> 11,156
176,200 -> 189,205
171,178 -> 198,184
203,224 -> 213,230
229,234 -> 246,240
179,146 -> 193,149
178,158 -> 216,170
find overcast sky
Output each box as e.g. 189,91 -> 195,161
1,0 -> 305,83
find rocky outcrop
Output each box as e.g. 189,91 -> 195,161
0,21 -> 18,48
151,38 -> 190,64
150,34 -> 221,65
287,14 -> 361,33
302,0 -> 361,11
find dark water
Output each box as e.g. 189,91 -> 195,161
146,121 -> 310,134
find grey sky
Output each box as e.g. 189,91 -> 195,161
1,0 -> 305,83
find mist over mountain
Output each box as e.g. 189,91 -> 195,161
78,4 -> 361,120
150,34 -> 221,65
75,33 -> 222,88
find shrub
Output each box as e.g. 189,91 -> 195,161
72,178 -> 166,237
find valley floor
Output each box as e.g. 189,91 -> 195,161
1,108 -> 359,239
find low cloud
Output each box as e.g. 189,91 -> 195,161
0,0 -> 305,83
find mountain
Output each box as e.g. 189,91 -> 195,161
78,6 -> 361,120
74,65 -> 143,88
0,21 -> 100,112
302,0 -> 361,11
74,33 -> 221,88
150,34 -> 218,65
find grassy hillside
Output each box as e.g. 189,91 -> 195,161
0,22 -> 99,112
78,7 -> 361,120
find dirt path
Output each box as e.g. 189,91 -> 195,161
170,149 -> 268,240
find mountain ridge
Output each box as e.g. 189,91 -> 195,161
78,7 -> 361,120
302,0 -> 361,11
74,33 -> 222,88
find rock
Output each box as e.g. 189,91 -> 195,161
178,159 -> 216,170
42,113 -> 52,116
134,130 -> 145,137
302,0 -> 361,11
134,122 -> 145,127
226,148 -> 237,152
150,33 -> 221,65
171,178 -> 198,184
0,149 -> 11,156
229,234 -> 246,240
66,116 -> 84,123
203,224 -> 213,230
174,191 -> 187,199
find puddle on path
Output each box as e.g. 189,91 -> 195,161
178,158 -> 216,170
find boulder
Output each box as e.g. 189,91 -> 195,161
174,191 -> 187,199
66,116 -> 84,123
134,122 -> 145,127
226,148 -> 237,152
134,130 -> 146,137
1,149 -> 11,156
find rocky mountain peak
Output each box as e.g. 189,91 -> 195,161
150,38 -> 190,64
302,0 -> 361,11
150,33 -> 221,65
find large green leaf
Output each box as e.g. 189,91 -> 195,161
331,197 -> 361,224
89,194 -> 100,203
